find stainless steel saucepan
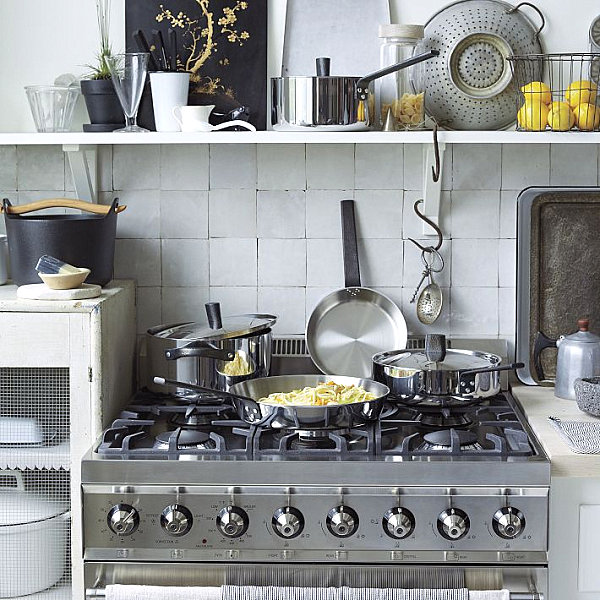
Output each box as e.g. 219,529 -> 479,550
372,334 -> 524,400
272,50 -> 438,131
154,375 -> 390,430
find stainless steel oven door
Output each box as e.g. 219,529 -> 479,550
85,563 -> 547,600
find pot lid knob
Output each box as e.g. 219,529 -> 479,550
425,333 -> 447,363
316,57 -> 331,77
205,302 -> 223,330
578,318 -> 590,332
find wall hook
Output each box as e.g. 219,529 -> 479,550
431,122 -> 441,183
408,200 -> 443,251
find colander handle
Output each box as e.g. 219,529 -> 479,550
506,2 -> 545,38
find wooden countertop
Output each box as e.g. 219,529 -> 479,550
512,384 -> 600,478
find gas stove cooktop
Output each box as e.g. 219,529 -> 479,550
94,388 -> 544,463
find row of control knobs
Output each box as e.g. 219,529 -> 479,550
107,504 -> 525,541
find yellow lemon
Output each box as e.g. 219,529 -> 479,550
521,81 -> 552,105
517,101 -> 549,131
547,101 -> 575,131
573,103 -> 600,131
565,80 -> 598,108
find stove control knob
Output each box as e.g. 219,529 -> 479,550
107,503 -> 139,536
217,506 -> 249,538
437,508 -> 470,541
493,507 -> 525,539
382,507 -> 415,539
161,504 -> 193,536
326,505 -> 359,538
272,507 -> 304,539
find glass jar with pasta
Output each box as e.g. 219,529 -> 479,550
376,24 -> 426,130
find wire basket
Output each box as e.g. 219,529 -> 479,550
507,53 -> 600,131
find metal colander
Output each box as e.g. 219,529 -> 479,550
414,0 -> 544,130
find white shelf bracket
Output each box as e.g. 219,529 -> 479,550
62,144 -> 98,203
421,141 -> 447,236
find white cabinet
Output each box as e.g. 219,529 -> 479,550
549,478 -> 600,600
0,282 -> 135,600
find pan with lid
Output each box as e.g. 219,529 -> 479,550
372,334 -> 524,400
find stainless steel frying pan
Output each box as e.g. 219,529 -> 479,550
154,375 -> 390,429
306,200 -> 407,378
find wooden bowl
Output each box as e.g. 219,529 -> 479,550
38,268 -> 90,290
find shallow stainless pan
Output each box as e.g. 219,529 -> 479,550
306,200 -> 407,378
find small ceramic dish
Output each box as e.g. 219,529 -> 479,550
574,376 -> 600,417
38,268 -> 90,290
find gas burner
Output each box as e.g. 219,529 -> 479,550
423,429 -> 478,448
154,428 -> 217,450
393,394 -> 479,409
416,408 -> 473,428
290,431 -> 339,451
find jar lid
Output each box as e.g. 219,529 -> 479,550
379,24 -> 425,40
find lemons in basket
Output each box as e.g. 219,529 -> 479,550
573,103 -> 600,131
547,101 -> 575,131
518,101 -> 549,131
565,80 -> 598,108
521,81 -> 552,105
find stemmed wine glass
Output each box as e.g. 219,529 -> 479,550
107,52 -> 149,132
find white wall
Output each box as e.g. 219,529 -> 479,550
1,0 -> 599,132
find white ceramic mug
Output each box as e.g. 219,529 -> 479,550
149,72 -> 190,132
0,235 -> 7,285
172,104 -> 216,132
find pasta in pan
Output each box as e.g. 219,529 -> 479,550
258,381 -> 376,407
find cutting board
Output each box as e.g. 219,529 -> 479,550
17,283 -> 102,301
282,0 -> 390,76
516,187 -> 600,385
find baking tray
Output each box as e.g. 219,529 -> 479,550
516,187 -> 600,385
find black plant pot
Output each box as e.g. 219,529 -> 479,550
81,78 -> 124,132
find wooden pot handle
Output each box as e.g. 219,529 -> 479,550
0,198 -> 127,215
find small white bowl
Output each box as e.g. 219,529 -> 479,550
38,268 -> 90,290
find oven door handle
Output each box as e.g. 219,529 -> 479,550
85,589 -> 543,600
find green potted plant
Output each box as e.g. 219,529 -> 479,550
80,0 -> 124,131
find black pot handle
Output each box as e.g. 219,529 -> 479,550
340,199 -> 361,288
165,341 -> 234,361
425,334 -> 447,363
356,50 -> 439,100
205,302 -> 223,330
460,362 -> 525,378
533,331 -> 557,381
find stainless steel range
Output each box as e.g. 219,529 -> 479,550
82,357 -> 549,600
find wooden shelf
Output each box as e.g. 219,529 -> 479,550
2,130 -> 600,145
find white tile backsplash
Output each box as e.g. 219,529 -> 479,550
355,144 -> 403,190
257,144 -> 306,190
15,140 -> 595,339
161,191 -> 208,239
17,146 -> 64,191
451,190 -> 500,239
160,144 -> 209,191
257,190 -> 305,238
162,239 -> 209,286
209,238 -> 257,286
210,144 -> 256,189
258,238 -> 306,286
452,239 -> 499,287
209,189 -> 256,238
113,145 -> 160,190
306,144 -> 354,189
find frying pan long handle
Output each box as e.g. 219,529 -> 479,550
461,362 -> 525,377
356,50 -> 439,99
152,376 -> 256,404
340,199 -> 361,288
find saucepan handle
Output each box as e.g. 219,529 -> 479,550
165,341 -> 234,362
356,50 -> 439,99
340,199 -> 361,288
460,362 -> 525,378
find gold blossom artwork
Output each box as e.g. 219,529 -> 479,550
156,0 -> 250,97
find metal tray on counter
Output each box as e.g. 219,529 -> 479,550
516,186 -> 600,385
